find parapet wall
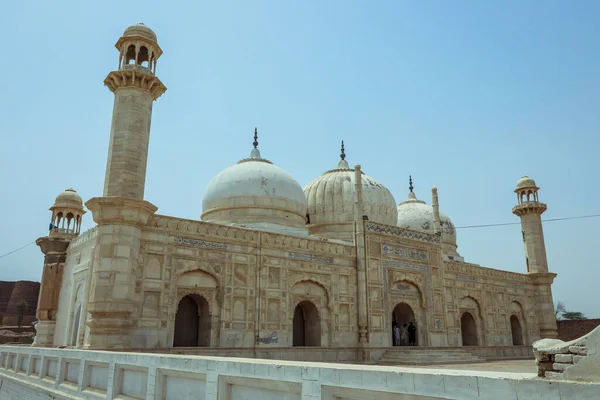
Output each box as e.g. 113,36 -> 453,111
1,346 -> 598,399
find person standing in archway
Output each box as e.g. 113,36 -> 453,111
400,323 -> 408,346
393,322 -> 400,346
408,321 -> 417,346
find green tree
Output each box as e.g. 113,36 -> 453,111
16,301 -> 28,328
561,311 -> 587,320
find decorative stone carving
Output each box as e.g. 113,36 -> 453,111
381,244 -> 428,261
366,221 -> 441,244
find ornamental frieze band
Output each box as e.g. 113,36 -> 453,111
366,221 -> 441,244
456,275 -> 479,282
173,236 -> 228,250
382,244 -> 428,261
288,252 -> 334,264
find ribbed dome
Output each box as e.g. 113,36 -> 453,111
304,151 -> 397,242
396,191 -> 460,259
123,23 -> 157,42
202,134 -> 308,236
54,188 -> 83,208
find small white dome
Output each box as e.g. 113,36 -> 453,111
396,190 -> 459,258
123,23 -> 157,42
54,188 -> 83,207
304,150 -> 397,241
516,176 -> 537,189
201,137 -> 308,235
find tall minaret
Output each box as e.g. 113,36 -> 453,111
103,23 -> 167,200
84,23 -> 164,349
512,176 -> 558,339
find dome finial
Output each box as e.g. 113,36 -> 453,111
253,127 -> 259,149
409,175 -> 414,193
341,140 -> 346,160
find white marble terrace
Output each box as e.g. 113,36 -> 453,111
1,345 -> 599,400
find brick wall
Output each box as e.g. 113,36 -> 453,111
557,319 -> 600,342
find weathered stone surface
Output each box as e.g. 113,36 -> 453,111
536,361 -> 555,371
545,371 -> 564,378
568,346 -> 587,355
573,355 -> 585,364
554,354 -> 573,363
553,363 -> 569,372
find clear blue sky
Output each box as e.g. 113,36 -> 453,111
1,1 -> 598,318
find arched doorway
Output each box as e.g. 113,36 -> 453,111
461,312 -> 478,346
70,305 -> 81,346
510,315 -> 523,345
392,302 -> 416,346
293,301 -> 320,346
173,295 -> 211,347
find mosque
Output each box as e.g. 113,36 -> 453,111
32,24 -> 558,353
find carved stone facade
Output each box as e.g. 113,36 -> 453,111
42,215 -> 551,351
34,23 -> 557,353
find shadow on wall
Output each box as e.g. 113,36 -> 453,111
557,319 -> 600,342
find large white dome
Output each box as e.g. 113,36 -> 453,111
202,135 -> 308,236
397,190 -> 461,259
304,150 -> 397,242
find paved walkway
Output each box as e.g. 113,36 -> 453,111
415,359 -> 537,373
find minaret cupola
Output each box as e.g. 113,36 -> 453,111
49,188 -> 86,238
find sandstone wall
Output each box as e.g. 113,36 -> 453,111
557,319 -> 600,342
0,281 -> 40,326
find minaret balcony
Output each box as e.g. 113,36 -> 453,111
122,64 -> 153,75
512,201 -> 547,216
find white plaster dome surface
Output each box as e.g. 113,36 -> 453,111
396,193 -> 455,241
201,141 -> 308,236
396,190 -> 461,259
54,188 -> 83,207
202,159 -> 307,214
304,155 -> 397,241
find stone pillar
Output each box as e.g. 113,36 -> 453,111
32,237 -> 70,347
431,187 -> 442,234
353,165 -> 368,345
83,197 -> 157,349
530,272 -> 558,339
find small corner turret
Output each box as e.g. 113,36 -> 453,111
48,188 -> 86,239
33,188 -> 84,346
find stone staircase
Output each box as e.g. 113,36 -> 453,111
378,347 -> 486,365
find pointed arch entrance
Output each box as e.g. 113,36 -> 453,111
173,294 -> 211,347
392,302 -> 416,346
293,301 -> 321,346
460,312 -> 478,346
510,315 -> 523,345
508,301 -> 526,345
389,280 -> 428,346
290,280 -> 330,347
